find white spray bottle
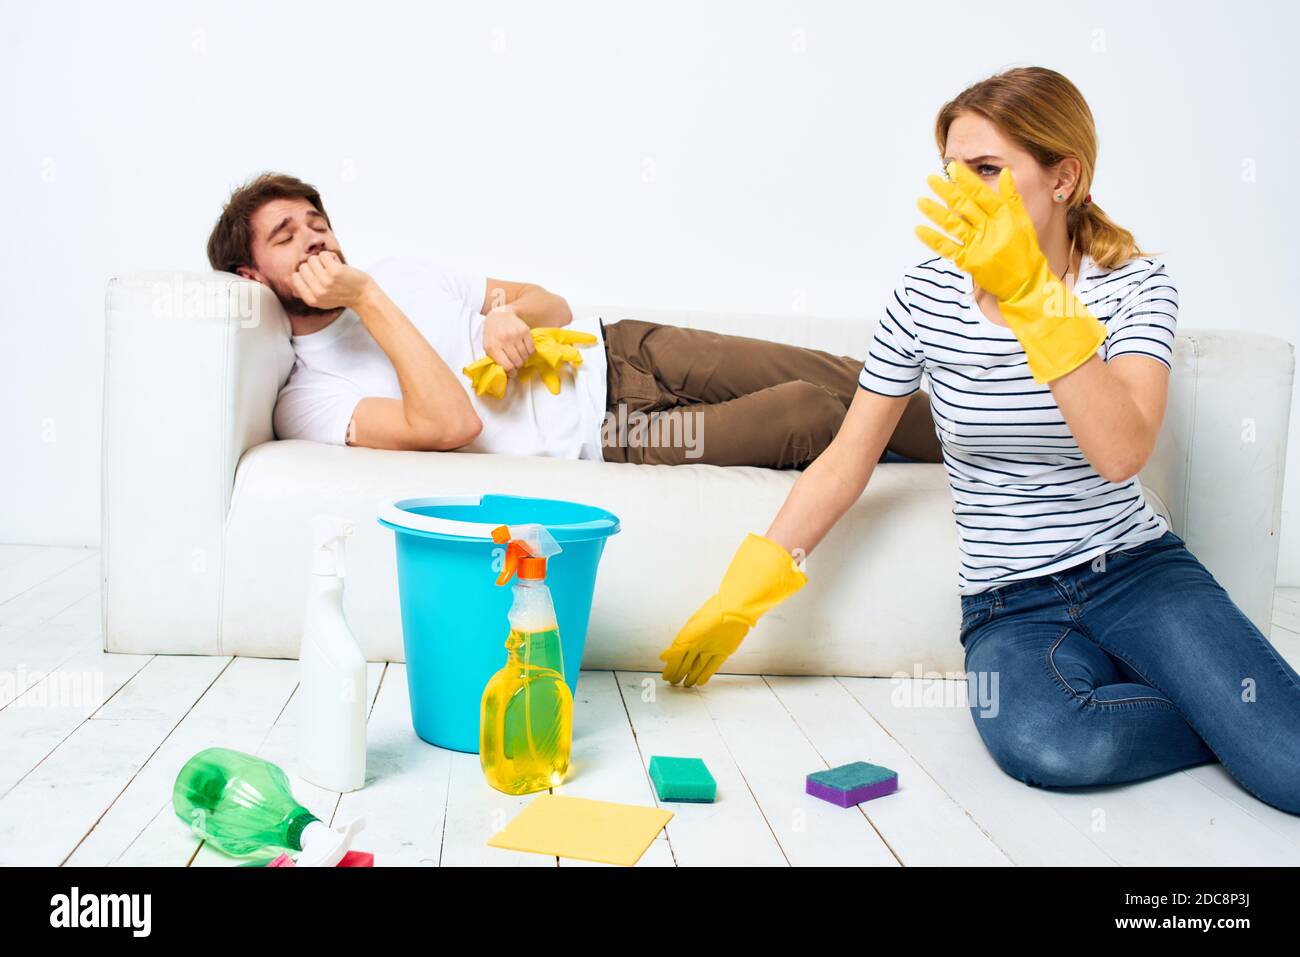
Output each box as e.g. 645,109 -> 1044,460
298,515 -> 367,793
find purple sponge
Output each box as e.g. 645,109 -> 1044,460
806,761 -> 898,807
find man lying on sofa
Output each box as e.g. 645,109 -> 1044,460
206,172 -> 942,467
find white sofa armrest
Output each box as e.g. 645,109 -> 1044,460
1138,330 -> 1294,635
101,272 -> 294,654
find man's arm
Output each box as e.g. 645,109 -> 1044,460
290,252 -> 481,451
480,279 -> 573,374
483,278 -> 572,328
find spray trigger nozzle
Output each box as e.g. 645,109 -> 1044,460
311,515 -> 354,577
491,523 -> 561,585
295,816 -> 366,868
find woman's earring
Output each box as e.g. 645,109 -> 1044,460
1055,192 -> 1066,203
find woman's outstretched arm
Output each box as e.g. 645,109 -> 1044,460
657,386 -> 916,686
766,387 -> 916,558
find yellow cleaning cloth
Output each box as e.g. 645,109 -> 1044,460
487,794 -> 673,866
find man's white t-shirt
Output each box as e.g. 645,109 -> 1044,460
272,257 -> 608,460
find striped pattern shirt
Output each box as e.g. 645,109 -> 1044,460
858,253 -> 1179,595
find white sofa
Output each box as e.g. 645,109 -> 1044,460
101,273 -> 1294,676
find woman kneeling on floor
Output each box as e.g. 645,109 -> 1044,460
658,66 -> 1300,815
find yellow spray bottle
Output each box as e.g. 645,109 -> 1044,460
480,523 -> 573,795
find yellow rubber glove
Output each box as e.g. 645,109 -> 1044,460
461,328 -> 598,398
659,533 -> 808,687
531,327 -> 598,350
517,328 -> 597,394
462,355 -> 509,399
915,162 -> 1106,383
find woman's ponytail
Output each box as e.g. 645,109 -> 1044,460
1069,201 -> 1143,271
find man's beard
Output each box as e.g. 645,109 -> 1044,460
275,285 -> 343,319
272,250 -> 349,318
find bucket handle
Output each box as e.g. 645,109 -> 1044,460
376,495 -> 499,539
375,494 -> 619,540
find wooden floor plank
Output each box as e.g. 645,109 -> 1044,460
67,657 -> 296,866
0,547 -> 96,609
843,676 -> 1299,865
1180,763 -> 1300,854
0,623 -> 102,710
767,675 -> 1012,866
0,655 -> 227,866
0,648 -> 153,798
0,553 -> 99,634
0,542 -> 1291,868
673,672 -> 900,866
44,587 -> 102,636
190,661 -> 387,866
616,671 -> 792,866
1272,587 -> 1300,634
557,670 -> 675,867
440,748 -> 555,867
332,663 -> 457,866
840,676 -> 1113,866
1268,624 -> 1300,671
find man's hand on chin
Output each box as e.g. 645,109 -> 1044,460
290,250 -> 376,311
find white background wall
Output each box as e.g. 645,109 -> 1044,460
2,0 -> 1297,580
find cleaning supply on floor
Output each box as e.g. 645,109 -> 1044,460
173,747 -> 367,864
648,755 -> 717,803
298,515 -> 367,793
805,761 -> 898,807
378,494 -> 620,753
487,794 -> 673,866
480,523 -> 574,795
267,849 -> 374,867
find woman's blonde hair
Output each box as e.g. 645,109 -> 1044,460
934,66 -> 1143,270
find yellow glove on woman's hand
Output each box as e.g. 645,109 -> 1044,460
462,328 -> 597,398
915,162 -> 1106,383
659,533 -> 808,687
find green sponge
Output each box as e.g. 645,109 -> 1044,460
648,756 -> 716,803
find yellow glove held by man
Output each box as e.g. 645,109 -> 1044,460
659,533 -> 809,687
463,355 -> 510,399
462,327 -> 598,398
518,328 -> 597,394
915,162 -> 1106,384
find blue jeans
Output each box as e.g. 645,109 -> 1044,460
960,530 -> 1300,814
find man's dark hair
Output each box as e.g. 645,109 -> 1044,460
206,172 -> 332,273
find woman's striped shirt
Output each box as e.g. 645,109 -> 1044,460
858,253 -> 1179,596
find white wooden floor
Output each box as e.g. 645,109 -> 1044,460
2,544 -> 1300,867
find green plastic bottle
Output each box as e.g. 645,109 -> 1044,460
173,747 -> 320,859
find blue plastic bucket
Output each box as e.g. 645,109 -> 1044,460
377,493 -> 620,753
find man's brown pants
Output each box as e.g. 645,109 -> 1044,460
598,318 -> 942,468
